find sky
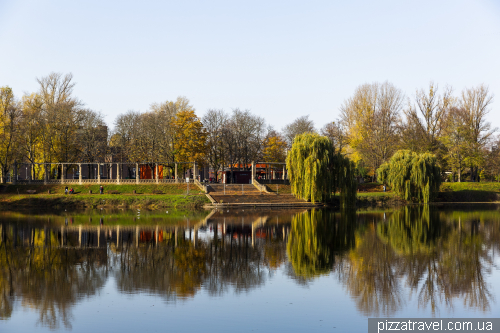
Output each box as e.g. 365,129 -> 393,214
1,0 -> 499,132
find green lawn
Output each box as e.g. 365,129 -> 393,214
2,183 -> 196,195
0,192 -> 210,211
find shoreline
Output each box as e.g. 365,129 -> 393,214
2,183 -> 500,211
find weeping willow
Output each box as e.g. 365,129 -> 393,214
286,133 -> 357,205
377,150 -> 441,203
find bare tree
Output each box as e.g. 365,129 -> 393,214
36,72 -> 84,166
320,120 -> 348,153
203,109 -> 229,181
460,85 -> 495,181
282,115 -> 315,148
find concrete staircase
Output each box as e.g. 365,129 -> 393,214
206,183 -> 316,206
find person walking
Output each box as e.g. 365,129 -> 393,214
65,186 -> 68,195
100,185 -> 104,194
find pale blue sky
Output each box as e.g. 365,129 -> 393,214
1,0 -> 499,131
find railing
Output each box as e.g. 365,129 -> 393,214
12,178 -> 187,184
194,179 -> 207,193
252,179 -> 269,193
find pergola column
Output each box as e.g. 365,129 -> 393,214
175,163 -> 178,183
109,163 -> 113,181
44,164 -> 48,185
61,164 -> 65,184
282,164 -> 286,180
251,161 -> 256,183
79,164 -> 82,185
116,163 -> 120,184
193,162 -> 198,181
97,163 -> 101,184
155,163 -> 159,184
136,163 -> 139,184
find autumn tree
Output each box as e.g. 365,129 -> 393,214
440,107 -> 469,182
340,82 -> 404,179
263,127 -> 287,162
172,110 -> 207,165
36,72 -> 84,167
19,93 -> 44,179
0,87 -> 21,183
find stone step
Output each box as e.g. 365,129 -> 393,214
210,194 -> 307,204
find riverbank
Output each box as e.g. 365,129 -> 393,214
1,182 -> 499,211
0,184 -> 210,210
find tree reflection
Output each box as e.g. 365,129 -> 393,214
339,222 -> 403,316
340,206 -> 496,316
287,209 -> 356,279
0,227 -> 107,329
0,206 -> 499,326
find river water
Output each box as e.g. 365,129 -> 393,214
0,204 -> 499,332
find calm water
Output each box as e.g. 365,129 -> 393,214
0,205 -> 499,333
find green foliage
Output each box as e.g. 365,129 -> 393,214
377,150 -> 441,203
286,133 -> 357,205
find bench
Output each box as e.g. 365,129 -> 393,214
26,190 -> 36,194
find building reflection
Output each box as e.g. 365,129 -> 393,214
0,206 -> 499,327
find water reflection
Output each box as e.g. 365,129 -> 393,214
0,206 -> 499,329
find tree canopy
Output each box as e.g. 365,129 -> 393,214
286,132 -> 357,205
377,150 -> 441,203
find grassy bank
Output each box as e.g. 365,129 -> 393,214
0,184 -> 210,210
438,182 -> 500,202
357,182 -> 500,203
2,183 -> 195,195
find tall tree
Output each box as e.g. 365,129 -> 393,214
282,115 -> 315,148
286,132 -> 357,205
440,107 -> 469,182
36,72 -> 84,164
77,109 -> 107,162
320,120 -> 348,153
406,83 -> 453,153
19,93 -> 44,179
460,84 -> 495,181
202,109 -> 228,181
340,82 -> 404,178
172,110 -> 207,165
0,87 -> 21,183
